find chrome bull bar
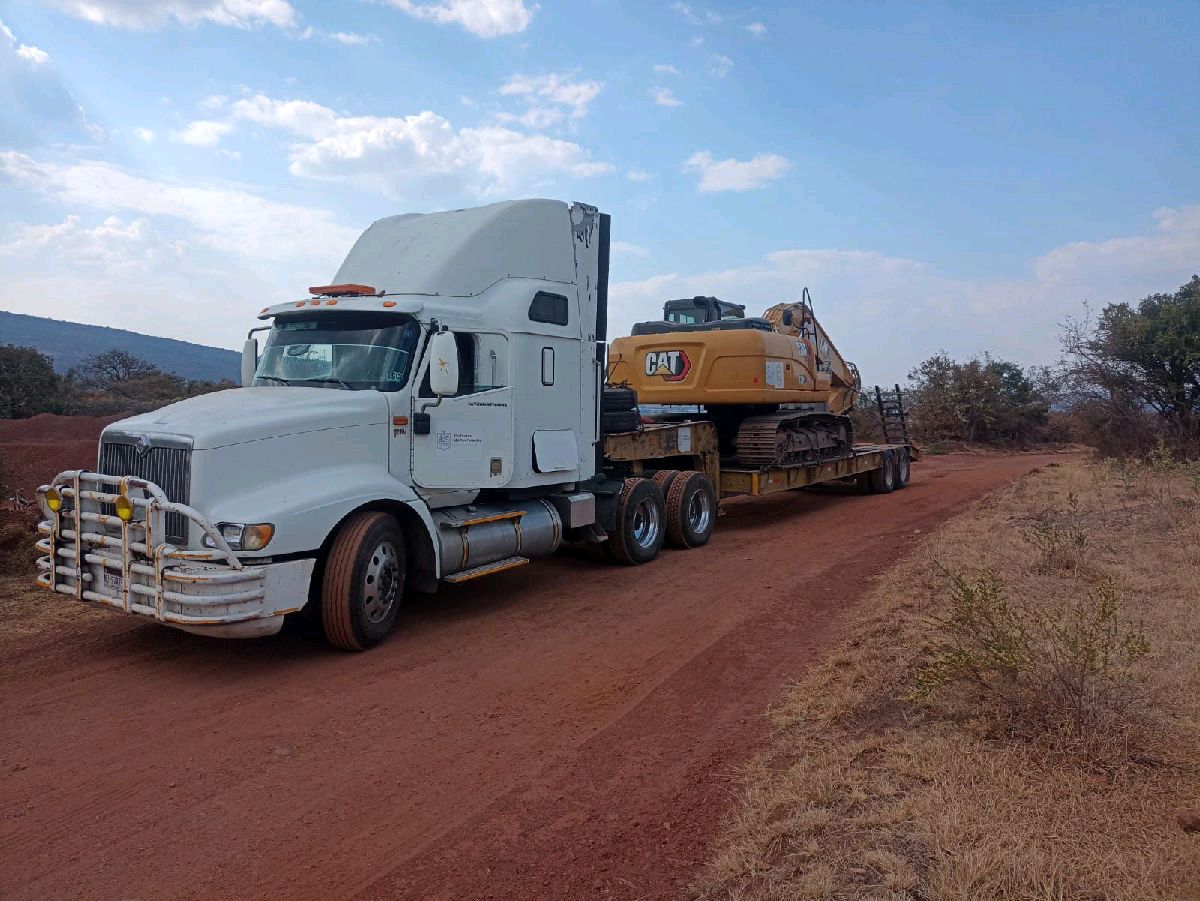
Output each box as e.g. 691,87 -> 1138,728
35,470 -> 269,627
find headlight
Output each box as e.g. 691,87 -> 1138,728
203,522 -> 274,551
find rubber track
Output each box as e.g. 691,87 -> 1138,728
322,511 -> 388,651
664,471 -> 701,549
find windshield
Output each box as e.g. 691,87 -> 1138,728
255,312 -> 422,391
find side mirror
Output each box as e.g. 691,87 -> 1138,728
781,309 -> 794,327
241,337 -> 258,387
428,329 -> 459,397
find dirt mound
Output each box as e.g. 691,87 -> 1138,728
0,413 -> 125,499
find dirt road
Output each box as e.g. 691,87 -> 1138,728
0,453 -> 1065,900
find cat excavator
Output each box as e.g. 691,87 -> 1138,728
607,289 -> 863,467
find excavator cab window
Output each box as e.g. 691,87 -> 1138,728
662,296 -> 746,325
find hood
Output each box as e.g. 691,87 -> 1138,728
105,387 -> 390,450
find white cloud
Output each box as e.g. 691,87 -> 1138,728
188,92 -> 612,198
611,241 -> 650,259
1,16 -> 48,62
670,2 -> 721,26
329,31 -> 378,45
0,151 -> 358,263
653,64 -> 681,76
626,169 -> 652,182
688,35 -> 703,47
707,54 -> 733,78
382,0 -> 533,38
744,21 -> 766,37
650,86 -> 682,108
609,206 -> 1200,383
16,42 -> 50,64
174,118 -> 235,147
498,73 -> 603,120
683,150 -> 790,192
134,127 -> 155,142
44,0 -> 297,29
0,215 -> 187,276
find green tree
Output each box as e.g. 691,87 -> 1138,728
0,345 -> 62,419
907,352 -> 1050,444
1064,276 -> 1200,428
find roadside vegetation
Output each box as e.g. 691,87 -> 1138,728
695,456 -> 1200,899
854,276 -> 1200,459
0,345 -> 234,419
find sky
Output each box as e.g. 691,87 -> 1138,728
0,0 -> 1197,385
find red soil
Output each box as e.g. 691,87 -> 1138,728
0,452 -> 1069,900
0,413 -> 123,499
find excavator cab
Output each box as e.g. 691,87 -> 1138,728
632,296 -> 773,336
663,296 -> 746,325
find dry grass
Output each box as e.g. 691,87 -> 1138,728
695,460 -> 1200,901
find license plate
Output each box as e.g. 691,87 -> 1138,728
103,571 -> 124,593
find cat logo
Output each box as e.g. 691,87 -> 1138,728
644,349 -> 691,382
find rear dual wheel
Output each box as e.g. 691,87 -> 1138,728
665,471 -> 716,549
606,477 -> 666,565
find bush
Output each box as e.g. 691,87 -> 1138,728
915,567 -> 1150,758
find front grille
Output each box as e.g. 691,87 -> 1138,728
99,439 -> 192,544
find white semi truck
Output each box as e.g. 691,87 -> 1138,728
35,199 -> 913,650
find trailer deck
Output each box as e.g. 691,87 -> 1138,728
603,422 -> 913,500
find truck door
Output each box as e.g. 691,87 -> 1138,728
411,331 -> 515,489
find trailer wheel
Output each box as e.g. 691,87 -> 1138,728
665,471 -> 716,549
651,468 -> 682,496
606,477 -> 666,565
321,511 -> 405,651
868,452 -> 897,494
894,448 -> 911,489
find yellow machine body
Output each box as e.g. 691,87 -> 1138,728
608,328 -> 833,406
608,298 -> 860,414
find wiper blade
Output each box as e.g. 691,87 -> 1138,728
257,375 -> 290,385
304,377 -> 358,390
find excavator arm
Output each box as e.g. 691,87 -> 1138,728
762,289 -> 861,415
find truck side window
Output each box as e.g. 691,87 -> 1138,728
528,291 -> 568,326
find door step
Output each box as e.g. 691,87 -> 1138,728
443,556 -> 530,584
438,510 -> 524,530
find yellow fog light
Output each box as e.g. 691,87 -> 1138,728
46,487 -> 62,512
115,495 -> 134,522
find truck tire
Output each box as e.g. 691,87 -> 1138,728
606,477 -> 666,565
601,386 -> 638,412
665,471 -> 716,549
651,469 -> 682,496
894,448 -> 911,489
868,452 -> 897,494
601,409 -> 641,434
321,511 -> 405,651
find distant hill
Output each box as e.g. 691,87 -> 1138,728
0,311 -> 240,383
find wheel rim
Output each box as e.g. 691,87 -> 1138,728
362,539 -> 400,623
686,488 -> 712,534
631,496 -> 661,549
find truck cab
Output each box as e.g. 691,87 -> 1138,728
35,200 -> 647,650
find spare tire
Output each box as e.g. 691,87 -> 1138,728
601,409 -> 641,434
602,386 -> 638,412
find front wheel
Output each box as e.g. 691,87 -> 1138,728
606,477 -> 666,565
322,511 -> 405,651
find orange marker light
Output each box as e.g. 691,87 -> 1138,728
310,299 -> 321,306
260,307 -> 269,313
325,299 -> 338,305
294,301 -> 305,308
392,416 -> 409,426
382,300 -> 397,308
